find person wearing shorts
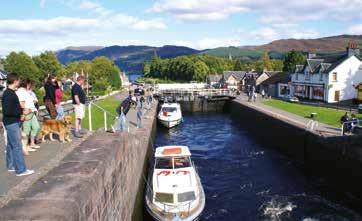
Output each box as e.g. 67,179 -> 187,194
71,76 -> 86,138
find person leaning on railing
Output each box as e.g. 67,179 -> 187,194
1,73 -> 34,177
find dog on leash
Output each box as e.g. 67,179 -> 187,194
38,115 -> 73,143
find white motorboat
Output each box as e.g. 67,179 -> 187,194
145,146 -> 205,221
158,103 -> 182,128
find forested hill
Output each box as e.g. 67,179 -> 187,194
56,35 -> 362,73
256,35 -> 362,52
56,45 -> 200,73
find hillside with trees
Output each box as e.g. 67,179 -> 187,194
3,51 -> 122,96
143,53 -> 286,82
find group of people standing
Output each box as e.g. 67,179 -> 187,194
117,86 -> 153,132
2,73 -> 87,177
340,112 -> 359,135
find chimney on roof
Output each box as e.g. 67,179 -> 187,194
308,48 -> 317,59
347,41 -> 360,57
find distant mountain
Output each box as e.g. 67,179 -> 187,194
56,35 -> 362,73
256,35 -> 362,52
56,45 -> 200,73
201,46 -> 286,60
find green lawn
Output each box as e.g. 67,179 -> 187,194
72,97 -> 120,130
262,99 -> 362,127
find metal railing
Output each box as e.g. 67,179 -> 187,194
155,88 -> 237,97
306,120 -> 319,131
87,101 -> 118,132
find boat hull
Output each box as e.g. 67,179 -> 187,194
158,118 -> 182,128
145,173 -> 205,221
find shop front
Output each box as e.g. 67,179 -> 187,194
292,83 -> 326,101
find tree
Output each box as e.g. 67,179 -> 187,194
283,50 -> 306,72
90,56 -> 122,90
143,62 -> 151,76
233,60 -> 243,71
33,51 -> 64,81
261,52 -> 272,71
4,52 -> 40,82
66,60 -> 92,77
192,61 -> 209,82
271,60 -> 284,71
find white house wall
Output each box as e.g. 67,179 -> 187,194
327,56 -> 362,103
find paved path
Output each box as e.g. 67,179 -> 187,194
113,92 -> 157,134
0,90 -> 157,207
236,95 -> 343,137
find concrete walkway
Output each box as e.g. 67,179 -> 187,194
236,95 -> 343,138
0,90 -> 155,207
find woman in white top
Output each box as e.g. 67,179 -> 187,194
16,79 -> 41,155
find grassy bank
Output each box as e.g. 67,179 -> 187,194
263,99 -> 362,127
72,97 -> 120,130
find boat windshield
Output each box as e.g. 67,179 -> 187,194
161,107 -> 177,112
155,157 -> 191,169
155,158 -> 173,169
174,157 -> 191,169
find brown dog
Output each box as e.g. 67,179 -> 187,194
38,116 -> 73,143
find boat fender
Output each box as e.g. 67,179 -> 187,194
157,171 -> 171,176
176,170 -> 190,175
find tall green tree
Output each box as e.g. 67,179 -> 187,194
233,60 -> 243,71
90,56 -> 122,89
33,51 -> 64,81
283,50 -> 306,72
66,60 -> 92,77
271,60 -> 284,71
192,61 -> 209,82
261,52 -> 272,71
4,51 -> 40,82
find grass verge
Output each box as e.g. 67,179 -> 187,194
262,99 -> 362,127
72,97 -> 120,130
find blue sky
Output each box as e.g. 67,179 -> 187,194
0,0 -> 361,55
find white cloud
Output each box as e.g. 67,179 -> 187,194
149,0 -> 362,23
347,24 -> 362,35
0,1 -> 167,55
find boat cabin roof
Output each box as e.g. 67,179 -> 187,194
155,146 -> 191,158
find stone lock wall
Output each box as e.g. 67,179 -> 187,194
228,100 -> 362,209
0,108 -> 157,221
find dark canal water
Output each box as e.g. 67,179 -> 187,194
151,112 -> 362,221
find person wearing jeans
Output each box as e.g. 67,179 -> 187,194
2,73 -> 34,176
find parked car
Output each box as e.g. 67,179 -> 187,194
283,95 -> 299,103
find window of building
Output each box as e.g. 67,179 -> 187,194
332,72 -> 337,81
312,87 -> 324,99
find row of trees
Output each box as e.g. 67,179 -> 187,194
143,50 -> 305,82
2,51 -> 122,92
143,55 -> 234,82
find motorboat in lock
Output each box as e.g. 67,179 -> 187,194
158,103 -> 182,129
145,146 -> 205,221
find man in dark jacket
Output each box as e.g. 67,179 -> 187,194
44,75 -> 57,119
2,73 -> 34,176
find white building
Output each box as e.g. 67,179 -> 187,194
291,43 -> 362,103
